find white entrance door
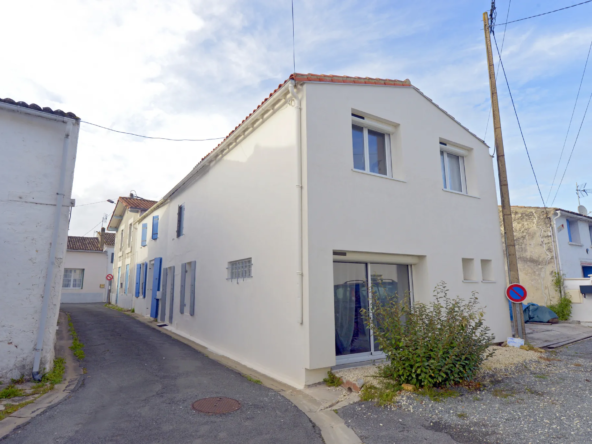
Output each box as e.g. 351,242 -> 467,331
334,262 -> 412,365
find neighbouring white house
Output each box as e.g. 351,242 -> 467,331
0,97 -> 79,381
61,235 -> 111,303
118,73 -> 511,388
106,195 -> 157,308
502,205 -> 592,323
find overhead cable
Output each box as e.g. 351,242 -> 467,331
494,0 -> 592,27
492,31 -> 547,208
81,120 -> 225,142
546,39 -> 592,203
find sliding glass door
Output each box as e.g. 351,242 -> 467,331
334,262 -> 412,364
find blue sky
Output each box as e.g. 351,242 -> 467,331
2,0 -> 591,235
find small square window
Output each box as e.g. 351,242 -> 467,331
441,147 -> 467,194
481,259 -> 494,282
567,219 -> 581,244
63,268 -> 84,289
227,258 -> 253,281
462,258 -> 476,281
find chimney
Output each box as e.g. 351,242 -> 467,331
99,227 -> 106,249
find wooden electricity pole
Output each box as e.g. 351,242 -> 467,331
483,11 -> 526,340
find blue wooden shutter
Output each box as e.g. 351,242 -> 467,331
180,206 -> 184,236
142,262 -> 148,298
180,263 -> 186,314
169,266 -> 175,324
135,264 -> 141,297
150,258 -> 162,318
189,261 -> 196,316
152,215 -> 159,240
567,219 -> 572,242
141,223 -> 148,246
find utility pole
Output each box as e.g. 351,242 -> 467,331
483,10 -> 526,340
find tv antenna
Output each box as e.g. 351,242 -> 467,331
576,182 -> 592,205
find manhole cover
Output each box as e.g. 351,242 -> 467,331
192,397 -> 241,415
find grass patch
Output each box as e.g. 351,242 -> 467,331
104,303 -> 130,313
323,371 -> 343,388
10,376 -> 25,385
243,375 -> 262,385
0,385 -> 24,399
472,396 -> 481,401
42,357 -> 65,385
416,387 -> 459,403
457,412 -> 468,419
360,381 -> 401,406
0,399 -> 35,421
67,314 -> 85,360
534,375 -> 548,379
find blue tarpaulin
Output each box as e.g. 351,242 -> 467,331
508,300 -> 558,323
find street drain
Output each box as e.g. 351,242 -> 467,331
192,397 -> 241,415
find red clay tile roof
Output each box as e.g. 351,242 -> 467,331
119,197 -> 158,211
199,73 -> 412,165
0,97 -> 78,119
101,232 -> 116,246
67,236 -> 102,251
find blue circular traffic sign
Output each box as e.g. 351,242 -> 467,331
506,283 -> 527,303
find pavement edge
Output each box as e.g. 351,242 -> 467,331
0,311 -> 83,440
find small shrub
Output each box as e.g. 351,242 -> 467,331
323,371 -> 343,387
0,385 -> 24,399
362,282 -> 494,388
548,296 -> 571,321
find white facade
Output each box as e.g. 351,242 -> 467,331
61,238 -> 109,303
125,75 -> 511,388
0,100 -> 79,380
553,210 -> 592,279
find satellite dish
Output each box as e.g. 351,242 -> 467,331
578,205 -> 588,216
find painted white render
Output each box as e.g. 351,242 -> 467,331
0,101 -> 79,380
553,211 -> 592,279
62,250 -> 108,303
126,75 -> 512,388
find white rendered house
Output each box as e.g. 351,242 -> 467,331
61,236 -> 109,303
126,73 -> 511,388
0,98 -> 79,380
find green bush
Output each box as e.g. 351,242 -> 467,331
548,296 -> 572,321
323,371 -> 343,387
362,282 -> 494,388
0,384 -> 24,399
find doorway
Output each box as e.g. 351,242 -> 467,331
333,261 -> 412,364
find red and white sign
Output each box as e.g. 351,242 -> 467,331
106,274 -> 114,281
506,283 -> 527,303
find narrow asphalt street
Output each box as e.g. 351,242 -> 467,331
2,304 -> 323,444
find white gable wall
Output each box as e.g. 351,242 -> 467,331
62,250 -> 108,303
303,82 -> 511,372
0,105 -> 79,380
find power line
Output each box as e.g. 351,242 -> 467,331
82,220 -> 103,237
546,38 -> 592,203
81,120 -> 225,142
491,31 -> 547,208
494,0 -> 592,27
484,0 -> 512,155
550,84 -> 592,205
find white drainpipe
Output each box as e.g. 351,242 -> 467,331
288,80 -> 304,325
32,121 -> 72,381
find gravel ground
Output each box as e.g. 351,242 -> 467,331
339,340 -> 592,444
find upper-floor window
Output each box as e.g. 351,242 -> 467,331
567,219 -> 581,244
111,252 -> 114,264
177,204 -> 185,238
63,269 -> 84,289
141,223 -> 148,247
152,215 -> 159,240
351,114 -> 392,177
440,143 -> 467,194
120,227 -> 124,248
589,224 -> 592,245
127,222 -> 132,247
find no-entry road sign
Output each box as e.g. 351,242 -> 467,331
506,283 -> 527,303
106,274 -> 114,281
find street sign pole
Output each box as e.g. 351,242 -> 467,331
483,10 -> 526,340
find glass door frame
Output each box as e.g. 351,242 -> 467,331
335,261 -> 414,365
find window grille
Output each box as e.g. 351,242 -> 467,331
227,258 -> 253,281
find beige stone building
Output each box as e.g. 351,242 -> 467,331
499,206 -> 592,307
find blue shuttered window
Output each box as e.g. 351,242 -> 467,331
142,262 -> 148,298
135,264 -> 141,297
150,258 -> 162,318
141,223 -> 148,246
152,216 -> 159,240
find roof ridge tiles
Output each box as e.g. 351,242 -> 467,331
0,97 -> 79,120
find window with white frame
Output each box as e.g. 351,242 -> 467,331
227,258 -> 253,281
351,113 -> 392,177
440,142 -> 467,194
63,269 -> 84,289
567,219 -> 581,244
